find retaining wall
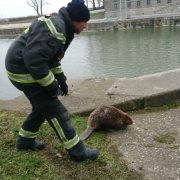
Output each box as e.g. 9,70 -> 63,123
0,23 -> 30,36
87,14 -> 180,32
0,15 -> 180,36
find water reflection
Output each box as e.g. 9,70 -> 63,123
85,27 -> 180,78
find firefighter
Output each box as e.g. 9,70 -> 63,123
5,0 -> 99,162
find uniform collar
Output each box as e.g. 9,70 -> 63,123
59,7 -> 77,34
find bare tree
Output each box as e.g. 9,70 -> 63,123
26,0 -> 49,16
87,0 -> 104,10
85,0 -> 89,8
96,0 -> 104,8
88,0 -> 96,9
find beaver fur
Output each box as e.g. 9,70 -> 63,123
80,105 -> 133,141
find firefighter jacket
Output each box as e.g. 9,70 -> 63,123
5,8 -> 75,96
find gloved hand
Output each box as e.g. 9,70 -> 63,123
59,81 -> 68,96
56,73 -> 68,96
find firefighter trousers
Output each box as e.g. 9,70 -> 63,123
19,90 -> 86,157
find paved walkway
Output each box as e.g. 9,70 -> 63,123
109,107 -> 180,180
0,68 -> 180,179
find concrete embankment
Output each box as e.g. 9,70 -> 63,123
0,68 -> 179,114
87,13 -> 180,32
0,23 -> 30,36
0,14 -> 180,35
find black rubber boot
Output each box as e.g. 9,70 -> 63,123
79,148 -> 99,161
16,136 -> 45,150
68,141 -> 99,162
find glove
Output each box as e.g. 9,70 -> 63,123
56,73 -> 68,96
59,81 -> 68,96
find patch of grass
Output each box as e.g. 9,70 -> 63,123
154,134 -> 176,144
0,110 -> 141,179
90,11 -> 105,19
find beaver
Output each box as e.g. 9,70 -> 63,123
80,105 -> 133,141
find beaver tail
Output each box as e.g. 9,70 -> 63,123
80,126 -> 94,141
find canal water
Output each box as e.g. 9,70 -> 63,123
0,27 -> 180,100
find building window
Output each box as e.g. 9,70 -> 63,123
167,0 -> 171,3
114,3 -> 118,10
157,0 -> 161,3
113,0 -> 118,10
137,0 -> 141,7
127,0 -> 131,8
147,0 -> 151,5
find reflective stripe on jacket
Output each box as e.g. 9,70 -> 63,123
24,16 -> 66,45
7,65 -> 63,85
38,16 -> 66,44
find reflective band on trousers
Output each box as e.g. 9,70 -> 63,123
51,118 -> 80,150
7,70 -> 55,87
19,128 -> 38,138
38,16 -> 66,44
51,65 -> 63,75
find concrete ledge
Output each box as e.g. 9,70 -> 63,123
0,14 -> 180,36
144,89 -> 180,107
0,68 -> 180,114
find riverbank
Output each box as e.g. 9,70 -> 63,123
0,13 -> 180,35
1,68 -> 180,179
87,13 -> 180,32
1,68 -> 180,113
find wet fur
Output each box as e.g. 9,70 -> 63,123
80,105 -> 133,141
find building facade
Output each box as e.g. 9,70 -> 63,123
105,0 -> 180,19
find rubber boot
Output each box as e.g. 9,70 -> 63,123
68,141 -> 99,162
16,136 -> 45,150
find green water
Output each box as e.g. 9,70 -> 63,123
0,27 -> 180,99
63,26 -> 180,78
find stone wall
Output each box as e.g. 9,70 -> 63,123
87,15 -> 180,32
0,15 -> 180,36
0,23 -> 30,36
0,28 -> 24,36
